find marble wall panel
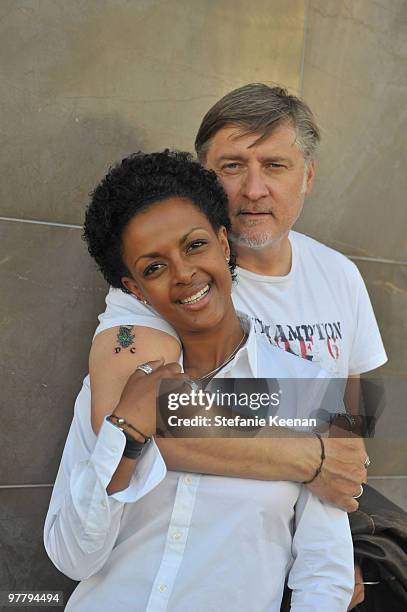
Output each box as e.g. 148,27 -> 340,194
0,220 -> 107,485
0,0 -> 305,225
370,478 -> 407,512
351,259 -> 407,477
2,0 -> 406,596
367,438 -> 407,477
0,487 -> 76,605
297,0 -> 407,261
354,259 -> 407,377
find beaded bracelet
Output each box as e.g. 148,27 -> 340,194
302,432 -> 325,484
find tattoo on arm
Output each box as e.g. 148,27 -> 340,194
115,325 -> 136,354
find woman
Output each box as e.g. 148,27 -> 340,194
44,151 -> 353,611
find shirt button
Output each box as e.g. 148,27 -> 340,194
101,500 -> 107,508
172,532 -> 182,540
158,584 -> 167,592
185,476 -> 192,485
110,447 -> 118,453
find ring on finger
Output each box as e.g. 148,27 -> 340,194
353,485 -> 364,499
136,363 -> 154,376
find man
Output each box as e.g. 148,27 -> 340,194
88,84 -> 387,608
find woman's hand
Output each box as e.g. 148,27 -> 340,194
112,359 -> 191,439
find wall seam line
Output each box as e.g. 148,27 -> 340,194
349,255 -> 407,265
0,216 -> 81,229
0,484 -> 54,489
298,0 -> 310,97
1,216 -> 406,265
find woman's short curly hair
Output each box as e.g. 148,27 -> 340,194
83,150 -> 236,292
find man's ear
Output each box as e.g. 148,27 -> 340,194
121,276 -> 146,302
217,226 -> 230,260
304,159 -> 316,195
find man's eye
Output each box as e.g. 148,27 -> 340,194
187,240 -> 207,252
143,263 -> 164,277
267,163 -> 284,169
221,163 -> 242,173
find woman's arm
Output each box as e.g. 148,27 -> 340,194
43,378 -> 166,581
288,487 -> 354,611
90,325 -> 181,433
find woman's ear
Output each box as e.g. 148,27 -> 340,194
217,226 -> 230,261
121,276 -> 148,303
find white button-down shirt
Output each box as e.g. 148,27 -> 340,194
44,317 -> 353,611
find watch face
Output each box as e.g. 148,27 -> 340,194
330,412 -> 352,431
345,414 -> 357,428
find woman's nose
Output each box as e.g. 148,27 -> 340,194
172,258 -> 196,284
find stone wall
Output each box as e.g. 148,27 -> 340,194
0,0 -> 405,604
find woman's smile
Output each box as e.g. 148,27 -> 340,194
176,282 -> 212,308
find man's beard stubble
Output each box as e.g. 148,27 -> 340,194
228,227 -> 277,250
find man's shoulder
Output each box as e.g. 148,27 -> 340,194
291,230 -> 360,277
94,287 -> 178,339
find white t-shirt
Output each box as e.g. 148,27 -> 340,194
96,231 -> 387,377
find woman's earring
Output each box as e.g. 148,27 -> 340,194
138,297 -> 148,305
226,256 -> 230,263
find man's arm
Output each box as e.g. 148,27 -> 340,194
90,326 -> 366,512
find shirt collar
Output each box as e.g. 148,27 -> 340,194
177,311 -> 258,377
215,311 -> 258,377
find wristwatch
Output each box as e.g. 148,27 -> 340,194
330,412 -> 365,434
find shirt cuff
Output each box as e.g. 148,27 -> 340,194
112,437 -> 167,503
90,417 -> 127,487
69,419 -> 126,541
290,593 -> 352,611
94,418 -> 167,504
69,419 -> 167,544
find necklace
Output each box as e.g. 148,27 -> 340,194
196,329 -> 248,383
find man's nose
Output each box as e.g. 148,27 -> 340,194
241,168 -> 269,201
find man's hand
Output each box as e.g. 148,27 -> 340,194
307,437 -> 368,512
348,562 -> 365,610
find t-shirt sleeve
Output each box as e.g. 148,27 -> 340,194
348,266 -> 387,375
93,287 -> 179,341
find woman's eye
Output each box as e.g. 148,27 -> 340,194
187,240 -> 207,252
143,263 -> 164,277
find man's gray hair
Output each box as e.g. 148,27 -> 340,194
195,83 -> 320,163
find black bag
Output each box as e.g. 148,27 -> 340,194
350,484 -> 407,611
280,485 -> 407,611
